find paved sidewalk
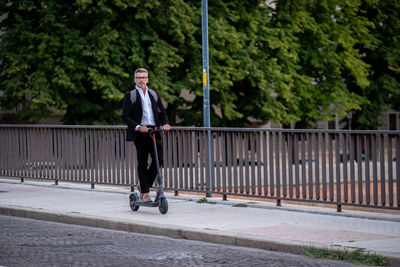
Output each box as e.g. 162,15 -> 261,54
0,178 -> 399,265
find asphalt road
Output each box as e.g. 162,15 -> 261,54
0,215 -> 366,267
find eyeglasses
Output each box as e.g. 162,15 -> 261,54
135,76 -> 148,80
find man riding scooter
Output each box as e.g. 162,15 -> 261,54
122,68 -> 171,203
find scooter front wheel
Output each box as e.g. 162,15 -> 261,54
158,197 -> 168,214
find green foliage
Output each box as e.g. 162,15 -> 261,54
197,197 -> 208,203
305,247 -> 385,266
343,0 -> 400,129
0,0 -> 398,128
272,0 -> 376,128
0,0 -> 194,124
0,0 -> 127,124
180,0 -> 383,128
232,203 -> 248,208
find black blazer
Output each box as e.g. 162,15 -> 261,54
122,89 -> 169,141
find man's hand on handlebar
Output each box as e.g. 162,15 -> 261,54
138,125 -> 148,133
162,124 -> 171,131
137,125 -> 170,132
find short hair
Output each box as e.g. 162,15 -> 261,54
134,68 -> 148,78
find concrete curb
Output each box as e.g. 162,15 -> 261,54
1,205 -> 399,266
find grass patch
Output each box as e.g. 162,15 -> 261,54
305,247 -> 386,266
232,203 -> 248,207
196,197 -> 216,204
197,197 -> 208,203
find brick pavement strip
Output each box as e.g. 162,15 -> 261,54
0,202 -> 399,266
0,206 -> 307,254
0,206 -> 367,257
0,215 -> 364,267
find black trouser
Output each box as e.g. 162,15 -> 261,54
133,131 -> 163,194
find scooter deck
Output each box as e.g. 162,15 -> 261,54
134,200 -> 158,207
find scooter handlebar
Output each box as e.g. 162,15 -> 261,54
147,126 -> 164,131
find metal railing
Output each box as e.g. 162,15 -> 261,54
0,125 -> 399,210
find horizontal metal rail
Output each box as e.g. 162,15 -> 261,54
1,125 -> 399,210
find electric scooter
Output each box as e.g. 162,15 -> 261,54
129,126 -> 168,214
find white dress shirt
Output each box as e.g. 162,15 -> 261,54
135,86 -> 155,130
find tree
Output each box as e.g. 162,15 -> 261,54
0,0 -> 197,124
270,0 -> 377,128
179,0 -> 378,128
343,0 -> 400,130
0,0 -> 393,129
0,1 -> 130,124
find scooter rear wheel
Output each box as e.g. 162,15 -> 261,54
130,198 -> 139,211
129,200 -> 139,211
158,198 -> 168,214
